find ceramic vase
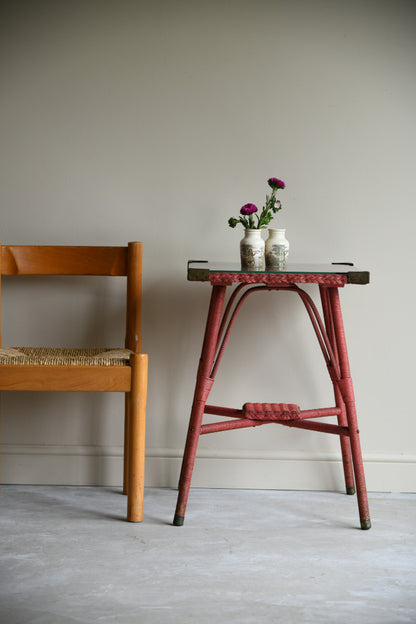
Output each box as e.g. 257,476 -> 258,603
240,229 -> 265,270
265,228 -> 289,269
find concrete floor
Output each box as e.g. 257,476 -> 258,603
0,486 -> 415,624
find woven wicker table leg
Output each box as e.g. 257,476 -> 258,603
329,287 -> 371,529
320,285 -> 355,495
174,285 -> 226,526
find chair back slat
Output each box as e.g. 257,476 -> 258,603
0,246 -> 128,276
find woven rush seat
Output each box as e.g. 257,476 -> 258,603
0,347 -> 133,367
243,402 -> 301,421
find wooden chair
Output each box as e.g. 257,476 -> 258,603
0,243 -> 147,522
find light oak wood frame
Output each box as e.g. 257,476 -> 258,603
0,243 -> 147,522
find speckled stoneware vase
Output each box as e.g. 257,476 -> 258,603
265,228 -> 289,269
240,229 -> 265,270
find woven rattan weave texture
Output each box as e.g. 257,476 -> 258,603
209,272 -> 348,287
0,347 -> 132,366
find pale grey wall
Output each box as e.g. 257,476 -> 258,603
1,0 -> 415,491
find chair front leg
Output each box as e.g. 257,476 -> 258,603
127,352 -> 148,522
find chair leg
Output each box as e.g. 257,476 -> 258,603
123,394 -> 130,495
127,353 -> 148,522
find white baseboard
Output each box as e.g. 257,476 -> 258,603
1,444 -> 415,492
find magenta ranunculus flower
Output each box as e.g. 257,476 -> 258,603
268,177 -> 285,190
240,203 -> 258,215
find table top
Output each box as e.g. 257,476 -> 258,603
187,261 -> 370,286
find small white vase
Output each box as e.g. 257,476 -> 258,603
265,228 -> 289,269
240,229 -> 265,270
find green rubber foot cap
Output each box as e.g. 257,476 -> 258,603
173,514 -> 184,526
346,487 -> 356,495
361,518 -> 372,530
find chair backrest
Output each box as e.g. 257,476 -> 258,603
0,243 -> 142,352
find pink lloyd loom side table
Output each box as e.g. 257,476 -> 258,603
173,261 -> 371,530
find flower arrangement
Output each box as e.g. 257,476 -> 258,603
228,177 -> 286,230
